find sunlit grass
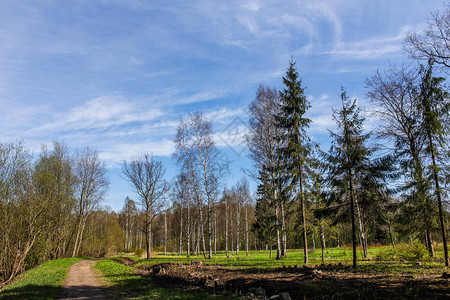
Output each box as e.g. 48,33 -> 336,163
128,245 -> 449,275
94,259 -> 237,299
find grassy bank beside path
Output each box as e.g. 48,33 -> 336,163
0,257 -> 84,300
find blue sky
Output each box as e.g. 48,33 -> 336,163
0,0 -> 444,211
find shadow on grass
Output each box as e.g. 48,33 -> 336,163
56,284 -> 109,299
103,273 -> 231,299
0,284 -> 60,300
0,284 -> 110,300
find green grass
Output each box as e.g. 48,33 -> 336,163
129,246 -> 449,276
0,257 -> 84,300
94,259 -> 236,299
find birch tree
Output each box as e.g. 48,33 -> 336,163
174,112 -> 227,259
246,84 -> 288,259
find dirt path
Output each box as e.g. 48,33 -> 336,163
56,259 -> 108,300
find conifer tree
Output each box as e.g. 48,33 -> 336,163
252,169 -> 277,257
418,61 -> 450,266
324,87 -> 371,267
276,59 -> 312,264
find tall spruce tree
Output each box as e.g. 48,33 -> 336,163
419,61 -> 450,266
324,87 -> 371,267
276,59 -> 312,264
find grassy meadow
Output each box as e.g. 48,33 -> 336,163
126,244 -> 449,275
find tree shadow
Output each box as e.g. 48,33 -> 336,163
0,284 -> 60,300
56,284 -> 109,299
0,283 -> 110,300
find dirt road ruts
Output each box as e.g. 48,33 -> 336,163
57,259 -> 108,300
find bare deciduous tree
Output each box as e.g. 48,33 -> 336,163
122,154 -> 166,259
72,147 -> 109,257
405,5 -> 450,72
366,65 -> 435,256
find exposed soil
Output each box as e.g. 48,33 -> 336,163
56,259 -> 108,300
132,261 -> 450,299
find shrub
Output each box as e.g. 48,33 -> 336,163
375,242 -> 430,262
133,248 -> 145,257
375,247 -> 396,261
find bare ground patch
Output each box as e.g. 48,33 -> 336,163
129,261 -> 450,299
57,259 -> 108,300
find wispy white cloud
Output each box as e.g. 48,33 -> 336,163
327,25 -> 413,60
204,107 -> 247,124
174,89 -> 229,105
100,139 -> 175,167
306,94 -> 336,133
28,96 -> 163,134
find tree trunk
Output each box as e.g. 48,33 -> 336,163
269,241 -> 272,258
72,219 -> 82,258
208,203 -> 212,259
164,209 -> 167,256
232,229 -> 235,255
236,202 -> 241,256
187,196 -> 191,257
214,208 -> 217,256
428,134 -> 449,266
72,215 -> 88,257
245,203 -> 249,257
225,199 -> 229,257
349,174 -> 357,267
426,229 -> 435,257
197,219 -> 201,256
146,218 -> 151,259
281,201 -> 287,257
354,196 -> 368,258
275,205 -> 282,260
412,150 -> 434,257
163,191 -> 167,256
125,216 -> 129,251
179,204 -> 183,255
388,219 -> 395,249
299,167 -> 308,265
312,232 -> 315,252
320,221 -> 326,263
75,221 -> 87,257
199,206 -> 207,258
